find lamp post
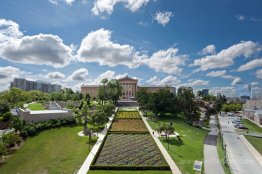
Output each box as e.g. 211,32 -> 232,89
221,133 -> 224,150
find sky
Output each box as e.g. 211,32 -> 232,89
0,0 -> 262,97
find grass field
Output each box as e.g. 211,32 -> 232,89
88,170 -> 172,174
217,134 -> 232,174
27,102 -> 46,110
148,114 -> 208,174
245,136 -> 262,155
0,126 -> 96,174
241,119 -> 262,133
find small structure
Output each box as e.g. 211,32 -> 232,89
242,100 -> 262,126
193,160 -> 202,173
18,109 -> 73,123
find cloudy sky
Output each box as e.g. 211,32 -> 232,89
0,0 -> 262,97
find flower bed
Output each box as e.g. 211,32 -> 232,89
115,111 -> 141,119
110,119 -> 148,132
92,134 -> 168,168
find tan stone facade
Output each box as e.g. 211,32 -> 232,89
81,76 -> 176,100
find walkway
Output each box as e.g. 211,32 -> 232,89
138,109 -> 182,174
77,111 -> 116,174
204,115 -> 225,174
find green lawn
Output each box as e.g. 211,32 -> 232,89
241,119 -> 262,133
88,170 -> 172,174
147,115 -> 208,174
0,126 -> 96,174
27,102 -> 46,110
217,134 -> 232,174
245,136 -> 262,154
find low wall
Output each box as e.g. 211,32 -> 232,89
18,108 -> 73,123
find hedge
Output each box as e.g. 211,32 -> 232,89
89,165 -> 170,170
20,118 -> 76,137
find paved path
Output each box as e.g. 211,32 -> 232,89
219,116 -> 262,174
204,115 -> 225,174
77,113 -> 115,174
138,110 -> 182,174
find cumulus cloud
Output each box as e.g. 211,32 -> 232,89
77,28 -> 145,68
222,75 -> 237,80
187,79 -> 209,86
143,48 -> 188,74
0,66 -> 28,91
206,70 -> 226,77
199,44 -> 216,55
146,75 -> 180,86
92,0 -> 150,16
68,68 -> 88,81
209,86 -> 236,97
256,69 -> 262,79
231,77 -> 242,86
154,11 -> 173,26
237,58 -> 262,71
46,72 -> 65,79
193,41 -> 262,71
49,0 -> 76,5
0,19 -> 74,68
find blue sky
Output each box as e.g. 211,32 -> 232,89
0,0 -> 262,97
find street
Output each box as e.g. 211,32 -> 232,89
219,116 -> 262,174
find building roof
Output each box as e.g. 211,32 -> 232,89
118,76 -> 138,82
30,110 -> 68,114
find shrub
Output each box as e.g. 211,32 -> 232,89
2,112 -> 13,122
0,142 -> 7,157
2,133 -> 21,148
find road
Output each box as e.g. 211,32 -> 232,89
219,116 -> 262,174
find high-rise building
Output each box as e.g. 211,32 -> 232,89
10,78 -> 61,93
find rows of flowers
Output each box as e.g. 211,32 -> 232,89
95,134 -> 167,166
115,111 -> 141,119
109,119 -> 148,132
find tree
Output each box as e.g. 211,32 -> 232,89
157,123 -> 174,140
214,94 -> 227,112
177,87 -> 200,121
98,79 -> 122,105
98,103 -> 115,116
0,100 -> 10,115
2,112 -> 13,122
136,88 -> 150,115
90,110 -> 109,129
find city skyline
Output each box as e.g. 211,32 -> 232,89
0,0 -> 262,97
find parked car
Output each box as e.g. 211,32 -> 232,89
227,112 -> 234,117
236,125 -> 248,130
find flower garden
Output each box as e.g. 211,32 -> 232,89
115,111 -> 141,119
90,109 -> 170,171
109,119 -> 148,132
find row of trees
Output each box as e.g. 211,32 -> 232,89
221,103 -> 242,112
136,86 -> 200,122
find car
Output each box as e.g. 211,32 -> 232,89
227,112 -> 234,117
234,123 -> 243,128
237,125 -> 248,130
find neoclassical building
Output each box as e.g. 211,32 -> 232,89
81,76 -> 176,101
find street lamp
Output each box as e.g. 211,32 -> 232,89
221,133 -> 224,150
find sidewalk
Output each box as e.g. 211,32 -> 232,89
204,115 -> 225,174
77,111 -> 116,174
138,109 -> 182,174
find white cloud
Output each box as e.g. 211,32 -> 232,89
92,0 -> 150,16
193,41 -> 262,71
222,75 -> 237,80
0,19 -> 74,68
199,44 -> 216,55
236,15 -> 246,21
77,28 -> 145,68
206,70 -> 226,77
210,86 -> 236,97
231,77 -> 242,86
251,82 -> 259,86
68,68 -> 88,81
237,58 -> 262,71
256,69 -> 262,79
187,79 -> 209,86
49,0 -> 75,5
154,11 -> 173,26
143,48 -> 188,74
146,75 -> 180,86
89,70 -> 131,85
46,72 -> 65,79
0,66 -> 29,91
